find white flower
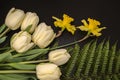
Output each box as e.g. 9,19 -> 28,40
32,22 -> 56,48
21,12 -> 39,33
11,31 -> 34,53
5,7 -> 25,30
36,63 -> 61,80
48,49 -> 71,66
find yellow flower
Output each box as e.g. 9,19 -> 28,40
78,18 -> 106,37
52,14 -> 76,35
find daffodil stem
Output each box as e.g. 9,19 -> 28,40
0,27 -> 10,38
78,34 -> 89,42
0,70 -> 36,74
50,35 -> 89,50
55,30 -> 63,38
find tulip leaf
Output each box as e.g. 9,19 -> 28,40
0,52 -> 12,62
25,24 -> 32,32
0,36 -> 7,44
22,48 -> 49,56
0,47 -> 11,51
0,74 -> 37,80
0,24 -> 6,34
8,63 -> 36,70
9,49 -> 48,62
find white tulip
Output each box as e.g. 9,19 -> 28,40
11,31 -> 34,53
5,7 -> 25,30
21,12 -> 39,33
32,22 -> 56,48
36,63 -> 61,80
48,49 -> 71,66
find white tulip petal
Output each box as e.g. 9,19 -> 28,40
11,31 -> 33,53
49,49 -> 71,66
32,22 -> 56,48
12,36 -> 27,50
5,8 -> 25,30
32,23 -> 47,43
17,42 -> 34,53
36,63 -> 61,80
21,12 -> 39,33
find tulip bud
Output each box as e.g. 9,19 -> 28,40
21,12 -> 39,33
48,49 -> 71,66
32,22 -> 56,48
36,63 -> 61,80
5,7 -> 25,30
11,31 -> 34,53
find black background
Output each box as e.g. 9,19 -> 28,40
0,0 -> 120,48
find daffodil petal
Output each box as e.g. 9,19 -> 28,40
52,14 -> 76,35
66,24 -> 76,35
78,18 -> 106,37
63,14 -> 74,24
81,19 -> 88,26
78,26 -> 89,31
52,16 -> 61,21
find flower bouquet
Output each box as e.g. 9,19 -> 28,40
0,8 -> 119,80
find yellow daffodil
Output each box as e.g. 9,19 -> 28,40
78,18 -> 106,37
52,14 -> 76,35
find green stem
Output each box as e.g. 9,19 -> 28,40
19,59 -> 49,64
0,70 -> 36,74
0,59 -> 49,67
6,49 -> 15,53
50,34 -> 89,50
0,27 -> 10,38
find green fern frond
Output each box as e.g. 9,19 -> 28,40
75,41 -> 91,77
107,42 -> 117,74
114,50 -> 120,73
100,40 -> 109,74
92,40 -> 104,76
62,39 -> 120,80
83,40 -> 97,76
112,74 -> 120,80
65,44 -> 80,77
